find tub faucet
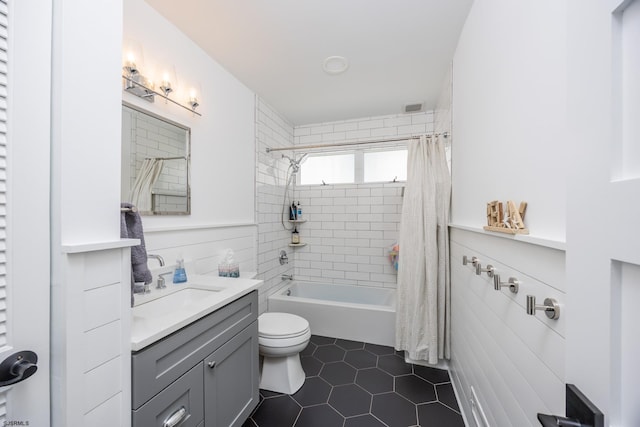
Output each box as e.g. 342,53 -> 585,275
148,254 -> 165,266
281,274 -> 293,281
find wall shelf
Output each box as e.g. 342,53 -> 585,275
288,243 -> 307,248
288,219 -> 307,223
449,224 -> 566,251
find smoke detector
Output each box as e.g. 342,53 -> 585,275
323,56 -> 349,75
403,102 -> 424,113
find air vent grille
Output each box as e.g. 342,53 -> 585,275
403,103 -> 423,113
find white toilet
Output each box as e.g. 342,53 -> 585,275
258,312 -> 311,394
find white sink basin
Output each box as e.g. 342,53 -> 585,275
134,288 -> 220,318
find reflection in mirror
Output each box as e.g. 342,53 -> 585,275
121,103 -> 191,215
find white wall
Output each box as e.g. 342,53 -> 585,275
449,1 -> 569,425
123,0 -> 258,273
49,0 -> 130,425
451,0 -> 567,242
123,0 -> 255,228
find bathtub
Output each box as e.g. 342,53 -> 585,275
268,281 -> 396,347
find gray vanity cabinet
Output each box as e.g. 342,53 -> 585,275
204,321 -> 259,427
132,291 -> 259,427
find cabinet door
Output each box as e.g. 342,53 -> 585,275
204,321 -> 259,427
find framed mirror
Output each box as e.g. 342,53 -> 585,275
121,102 -> 191,215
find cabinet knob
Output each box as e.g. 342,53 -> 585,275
207,360 -> 216,369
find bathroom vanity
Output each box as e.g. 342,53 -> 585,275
130,275 -> 261,427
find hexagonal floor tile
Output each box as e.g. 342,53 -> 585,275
301,355 -> 323,377
251,395 -> 301,427
292,376 -> 332,407
310,335 -> 335,346
343,414 -> 387,427
328,384 -> 372,417
417,401 -> 465,427
336,338 -> 365,350
320,361 -> 357,386
371,392 -> 417,427
364,343 -> 396,356
301,341 -> 317,357
355,368 -> 394,394
395,374 -> 437,404
295,404 -> 344,427
314,344 -> 346,362
344,349 -> 377,369
436,382 -> 460,411
378,354 -> 412,376
413,364 -> 451,384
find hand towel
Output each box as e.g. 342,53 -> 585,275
121,202 -> 152,306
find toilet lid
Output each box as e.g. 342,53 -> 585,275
259,312 -> 310,339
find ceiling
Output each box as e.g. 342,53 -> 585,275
144,0 -> 473,126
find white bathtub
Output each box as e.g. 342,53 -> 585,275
268,281 -> 396,347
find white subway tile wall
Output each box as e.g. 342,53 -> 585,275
255,97 -> 297,310
291,112 -> 434,288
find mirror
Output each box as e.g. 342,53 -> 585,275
121,102 -> 191,215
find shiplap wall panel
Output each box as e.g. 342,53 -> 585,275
84,393 -> 122,427
83,356 -> 122,413
450,228 -> 566,427
83,320 -> 121,373
144,225 -> 257,274
454,243 -> 566,378
453,229 -> 565,292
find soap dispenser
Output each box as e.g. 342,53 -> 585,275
173,258 -> 187,283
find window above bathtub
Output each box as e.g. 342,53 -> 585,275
299,148 -> 407,185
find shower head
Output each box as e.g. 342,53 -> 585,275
282,153 -> 308,173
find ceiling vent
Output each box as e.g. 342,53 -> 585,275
403,103 -> 424,113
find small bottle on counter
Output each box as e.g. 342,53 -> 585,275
291,227 -> 300,244
173,258 -> 187,283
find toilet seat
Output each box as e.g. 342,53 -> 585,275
258,312 -> 309,340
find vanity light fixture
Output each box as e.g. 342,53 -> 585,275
121,54 -> 202,116
122,54 -> 155,102
188,89 -> 199,112
159,73 -> 173,98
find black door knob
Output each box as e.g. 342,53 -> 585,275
0,351 -> 38,387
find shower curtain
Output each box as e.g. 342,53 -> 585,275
129,158 -> 164,212
395,135 -> 451,364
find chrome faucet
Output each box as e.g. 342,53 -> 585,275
157,271 -> 173,289
281,274 -> 293,281
148,254 -> 165,266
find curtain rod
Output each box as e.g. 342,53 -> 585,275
265,132 -> 448,153
144,156 -> 187,160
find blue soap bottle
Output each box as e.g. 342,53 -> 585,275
173,258 -> 187,283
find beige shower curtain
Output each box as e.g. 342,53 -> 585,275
395,135 -> 451,364
129,158 -> 165,212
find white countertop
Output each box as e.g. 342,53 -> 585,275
131,273 -> 262,351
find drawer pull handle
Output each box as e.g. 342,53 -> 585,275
163,406 -> 187,427
208,360 -> 216,369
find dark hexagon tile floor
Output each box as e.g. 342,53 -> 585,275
243,335 -> 465,427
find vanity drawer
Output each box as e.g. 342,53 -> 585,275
132,362 -> 204,427
132,290 -> 258,409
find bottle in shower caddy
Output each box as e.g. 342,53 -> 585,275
296,201 -> 302,220
290,202 -> 297,220
291,227 -> 300,244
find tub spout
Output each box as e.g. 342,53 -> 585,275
282,274 -> 293,281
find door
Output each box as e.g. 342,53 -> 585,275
566,0 -> 640,425
0,0 -> 51,424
